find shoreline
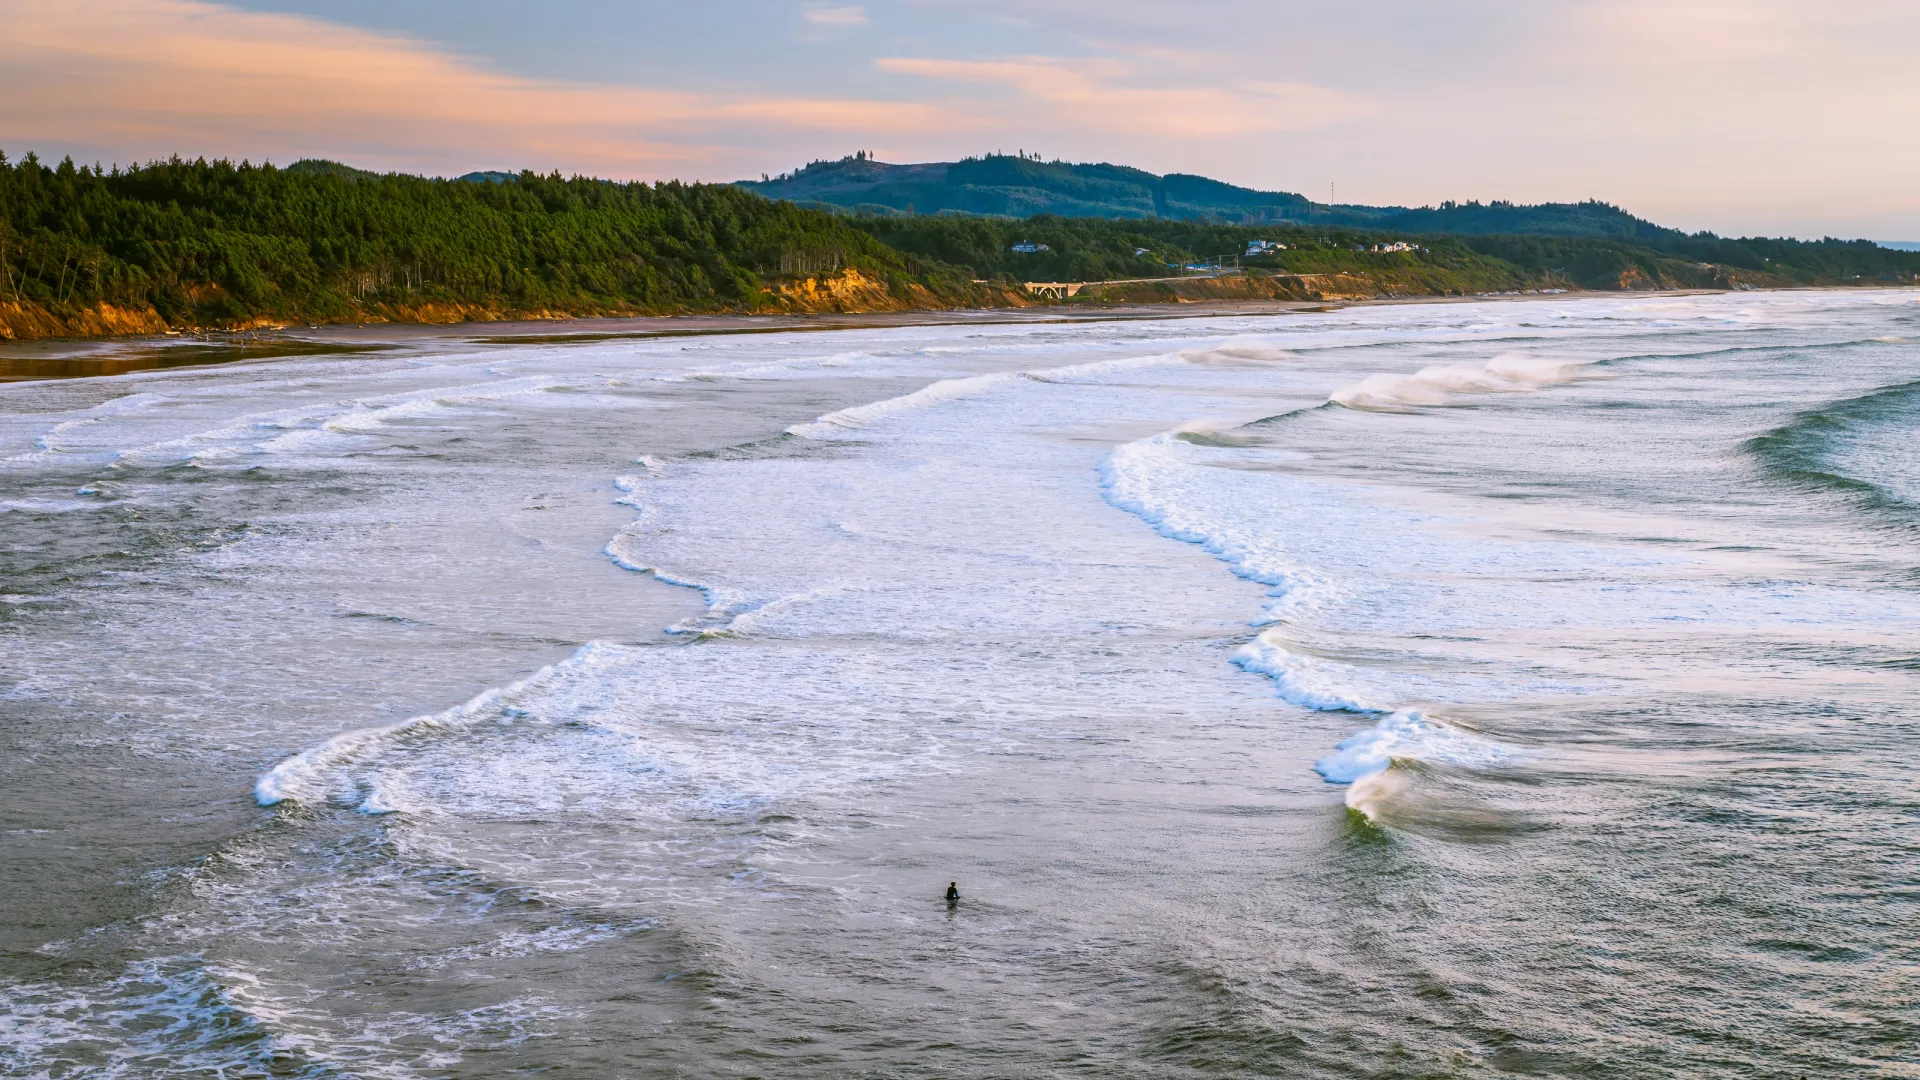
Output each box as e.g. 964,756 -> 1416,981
0,285 -> 1902,384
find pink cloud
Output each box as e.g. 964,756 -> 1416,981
0,0 -> 958,175
875,55 -> 1368,137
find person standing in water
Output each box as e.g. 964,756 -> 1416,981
945,881 -> 960,904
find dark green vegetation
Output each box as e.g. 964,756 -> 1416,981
749,153 -> 1920,287
855,214 -> 1509,287
1,150 -> 1914,339
741,152 -> 1319,221
0,151 -> 963,331
742,152 -> 1680,237
858,212 -> 1920,293
1446,232 -> 1919,290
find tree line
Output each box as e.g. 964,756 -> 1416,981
0,152 -> 964,327
1,151 -> 1914,333
855,213 -> 1920,291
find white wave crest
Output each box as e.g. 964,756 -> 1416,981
786,351 -> 1183,439
0,957 -> 282,1078
1230,635 -> 1388,713
1330,352 -> 1590,411
1342,767 -> 1407,818
4,391 -> 171,464
612,455 -> 668,508
254,644 -> 621,810
1313,709 -> 1514,784
602,535 -> 752,633
1102,427 -> 1516,790
787,372 -> 1024,438
0,496 -> 100,514
0,955 -> 580,1077
114,377 -> 666,467
1180,337 -> 1296,364
1100,434 -> 1326,623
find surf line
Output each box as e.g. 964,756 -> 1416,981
253,644 -> 627,813
1097,429 -> 1514,797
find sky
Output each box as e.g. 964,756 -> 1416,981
2,0 -> 1916,239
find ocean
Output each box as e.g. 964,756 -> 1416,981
2,291 -> 1916,1077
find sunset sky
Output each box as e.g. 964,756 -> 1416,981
3,0 -> 1915,239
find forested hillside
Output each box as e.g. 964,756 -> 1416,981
745,154 -> 1920,276
0,152 -> 979,336
741,153 -> 1689,238
856,214 -> 1920,293
739,153 -> 1320,221
0,151 -> 1914,340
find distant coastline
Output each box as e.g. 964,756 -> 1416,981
3,152 -> 1916,343
6,272 -> 1915,347
1,286 -> 1893,382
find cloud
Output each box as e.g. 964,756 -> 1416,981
2,0 -> 1915,235
804,4 -> 870,27
876,55 -> 1368,137
0,0 -> 942,176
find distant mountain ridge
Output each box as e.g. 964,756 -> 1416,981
737,153 -> 1691,242
738,153 -> 1317,222
287,159 -> 517,185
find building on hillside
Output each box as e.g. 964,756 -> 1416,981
1246,240 -> 1289,255
1010,242 -> 1050,253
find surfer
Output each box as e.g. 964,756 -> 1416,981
945,881 -> 960,904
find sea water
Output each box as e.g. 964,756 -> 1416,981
2,292 -> 1916,1077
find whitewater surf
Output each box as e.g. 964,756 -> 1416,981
3,290 -> 1916,1077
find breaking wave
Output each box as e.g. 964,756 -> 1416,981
785,352 -> 1184,439
0,956 -> 576,1078
1099,431 -> 1514,800
1330,352 -> 1592,411
1312,710 -> 1514,785
254,646 -> 615,812
1099,434 -> 1329,626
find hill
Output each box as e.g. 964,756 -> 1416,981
737,153 -> 1687,241
284,158 -> 386,182
852,213 -> 1919,295
0,151 -> 992,339
737,152 -> 1319,222
1,151 -> 1913,341
291,160 -> 529,186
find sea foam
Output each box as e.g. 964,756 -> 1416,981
1101,429 -> 1514,787
785,352 -> 1184,440
1330,352 -> 1591,411
1101,434 -> 1328,624
254,645 -> 622,811
1312,710 -> 1514,784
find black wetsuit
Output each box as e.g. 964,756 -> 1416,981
945,883 -> 960,903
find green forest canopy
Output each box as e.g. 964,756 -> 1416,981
1,151 -> 1914,332
856,212 -> 1920,291
0,152 -> 949,327
740,152 -> 1744,245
